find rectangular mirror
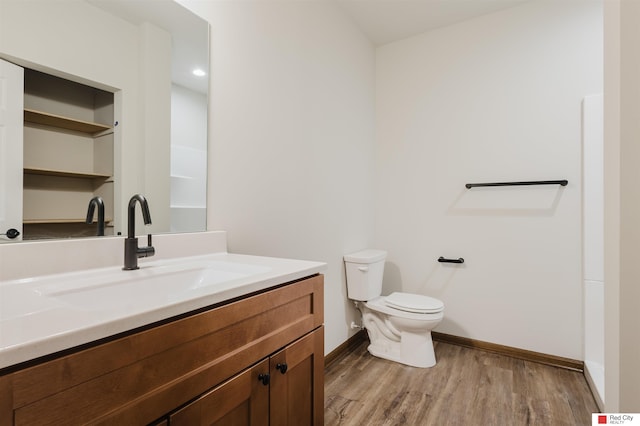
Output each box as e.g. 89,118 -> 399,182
0,0 -> 209,241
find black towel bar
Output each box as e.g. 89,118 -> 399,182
438,257 -> 464,264
465,180 -> 568,189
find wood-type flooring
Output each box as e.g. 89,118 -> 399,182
324,339 -> 599,425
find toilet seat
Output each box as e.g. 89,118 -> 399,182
384,292 -> 444,314
365,296 -> 444,320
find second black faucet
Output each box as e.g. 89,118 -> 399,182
86,196 -> 105,236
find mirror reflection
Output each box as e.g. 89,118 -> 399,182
0,0 -> 209,242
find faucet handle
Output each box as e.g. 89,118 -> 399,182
137,235 -> 155,259
138,233 -> 155,259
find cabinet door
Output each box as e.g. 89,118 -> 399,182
270,327 -> 324,426
0,58 -> 23,242
170,359 -> 270,426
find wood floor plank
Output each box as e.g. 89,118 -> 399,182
325,340 -> 598,425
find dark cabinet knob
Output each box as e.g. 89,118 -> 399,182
258,373 -> 270,386
2,228 -> 20,239
276,363 -> 288,374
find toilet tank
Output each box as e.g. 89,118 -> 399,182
343,249 -> 387,301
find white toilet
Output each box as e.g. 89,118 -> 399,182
344,249 -> 444,368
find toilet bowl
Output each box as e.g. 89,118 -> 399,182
361,293 -> 443,368
344,250 -> 444,368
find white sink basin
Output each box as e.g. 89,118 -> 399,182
0,282 -> 61,321
33,259 -> 271,312
0,252 -> 325,370
0,255 -> 272,332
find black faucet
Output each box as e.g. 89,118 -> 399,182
123,194 -> 155,270
85,196 -> 105,236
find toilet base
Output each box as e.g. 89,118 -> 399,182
366,330 -> 437,368
358,297 -> 442,368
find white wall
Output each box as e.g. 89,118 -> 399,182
179,0 -> 608,363
375,0 -> 603,359
140,22 -> 172,234
604,0 -> 640,412
603,1 -> 621,409
180,1 -> 376,354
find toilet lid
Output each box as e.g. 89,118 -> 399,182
385,292 -> 444,314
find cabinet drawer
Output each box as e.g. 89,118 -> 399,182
1,275 -> 323,425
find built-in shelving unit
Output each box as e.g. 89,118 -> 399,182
24,108 -> 111,134
22,68 -> 115,239
23,218 -> 113,224
23,167 -> 112,179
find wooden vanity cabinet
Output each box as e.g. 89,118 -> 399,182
170,327 -> 323,426
0,275 -> 324,426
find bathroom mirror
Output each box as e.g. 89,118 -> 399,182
0,0 -> 209,241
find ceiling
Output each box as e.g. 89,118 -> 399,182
335,0 -> 532,46
87,0 -> 533,93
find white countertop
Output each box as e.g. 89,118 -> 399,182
0,252 -> 325,370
